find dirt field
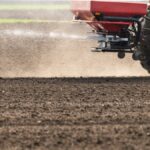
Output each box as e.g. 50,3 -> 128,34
0,77 -> 150,150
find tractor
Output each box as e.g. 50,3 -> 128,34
71,0 -> 150,72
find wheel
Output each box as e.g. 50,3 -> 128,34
118,52 -> 125,59
140,9 -> 150,72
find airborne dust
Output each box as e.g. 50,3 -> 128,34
0,0 -> 148,77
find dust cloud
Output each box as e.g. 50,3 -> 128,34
0,2 -> 149,77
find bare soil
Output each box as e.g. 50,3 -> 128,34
0,77 -> 150,150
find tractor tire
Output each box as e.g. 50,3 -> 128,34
140,9 -> 150,72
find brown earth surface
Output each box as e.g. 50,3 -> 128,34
0,77 -> 150,150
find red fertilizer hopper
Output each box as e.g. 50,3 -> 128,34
72,0 -> 147,32
71,0 -> 150,72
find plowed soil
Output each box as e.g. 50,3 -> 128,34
0,77 -> 150,150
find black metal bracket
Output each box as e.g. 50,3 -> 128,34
103,16 -> 141,45
92,48 -> 134,53
94,15 -> 142,46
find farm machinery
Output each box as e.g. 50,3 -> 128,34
71,0 -> 150,72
